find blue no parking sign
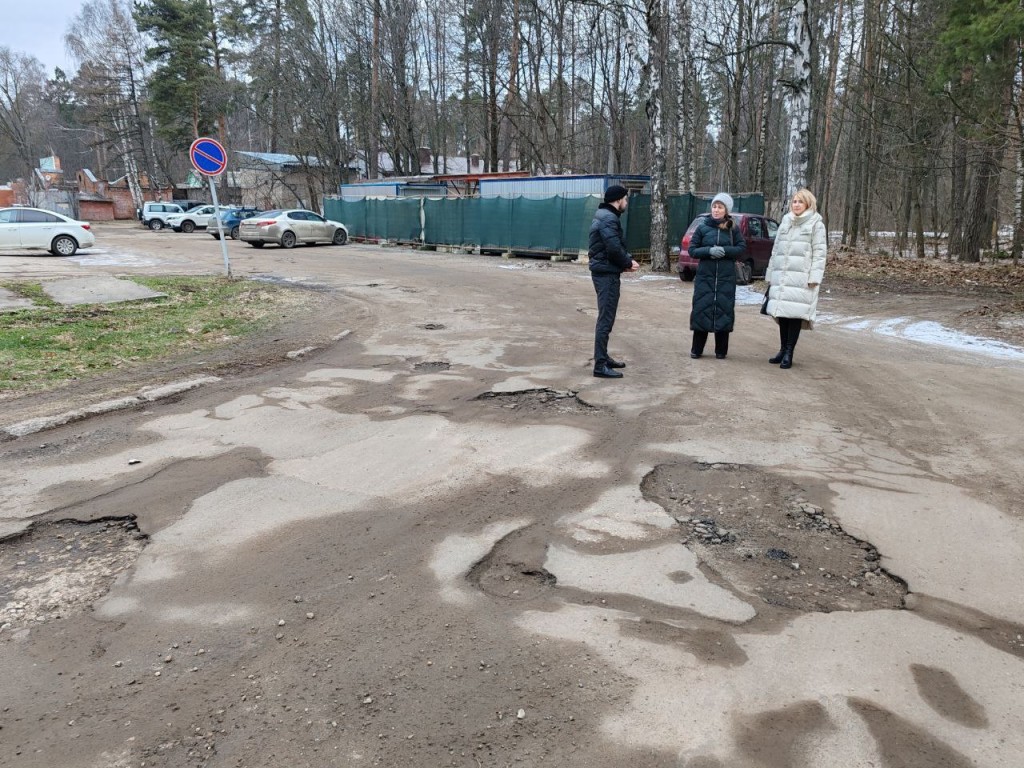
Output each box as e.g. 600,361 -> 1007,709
189,137 -> 232,277
189,137 -> 228,176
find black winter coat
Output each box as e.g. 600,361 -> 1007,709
588,204 -> 633,274
688,215 -> 747,333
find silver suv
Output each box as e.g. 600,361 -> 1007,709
141,202 -> 184,230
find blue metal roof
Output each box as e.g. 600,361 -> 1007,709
236,151 -> 320,167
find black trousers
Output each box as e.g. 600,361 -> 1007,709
592,272 -> 621,367
778,317 -> 802,348
692,330 -> 729,356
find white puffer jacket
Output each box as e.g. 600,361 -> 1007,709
765,210 -> 827,328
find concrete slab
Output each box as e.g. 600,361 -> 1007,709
41,276 -> 166,306
0,287 -> 35,312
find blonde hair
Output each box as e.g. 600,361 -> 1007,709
792,188 -> 817,212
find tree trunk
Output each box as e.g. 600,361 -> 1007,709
961,145 -> 999,262
784,0 -> 812,194
673,0 -> 695,191
646,0 -> 669,271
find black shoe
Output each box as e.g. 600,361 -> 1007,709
690,351 -> 702,359
779,347 -> 794,369
606,358 -> 626,368
769,349 -> 785,364
593,365 -> 624,379
715,352 -> 726,359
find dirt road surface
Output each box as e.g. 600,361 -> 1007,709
2,224 -> 1023,767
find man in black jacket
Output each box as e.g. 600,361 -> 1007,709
588,184 -> 639,379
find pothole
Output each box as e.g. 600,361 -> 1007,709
1,518 -> 146,633
414,361 -> 451,372
475,388 -> 597,414
642,462 -> 907,614
467,525 -> 556,600
417,323 -> 446,330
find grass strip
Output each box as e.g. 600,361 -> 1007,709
0,276 -> 308,395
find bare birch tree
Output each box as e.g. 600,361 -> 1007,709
783,0 -> 811,195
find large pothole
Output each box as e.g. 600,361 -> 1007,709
475,388 -> 597,415
1,518 -> 146,634
642,462 -> 907,614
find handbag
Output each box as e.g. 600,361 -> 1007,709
760,288 -> 770,315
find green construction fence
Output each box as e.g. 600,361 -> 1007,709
323,193 -> 764,257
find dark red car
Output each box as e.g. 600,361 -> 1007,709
677,212 -> 779,285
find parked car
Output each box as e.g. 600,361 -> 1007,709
239,209 -> 349,249
677,212 -> 778,285
141,202 -> 185,230
0,207 -> 95,256
208,207 -> 261,240
166,204 -> 220,233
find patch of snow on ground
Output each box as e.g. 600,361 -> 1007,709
634,274 -> 678,282
736,285 -> 766,306
70,249 -> 163,268
821,314 -> 1024,360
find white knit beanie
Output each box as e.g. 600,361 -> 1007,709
711,192 -> 734,214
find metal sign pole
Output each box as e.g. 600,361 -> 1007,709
208,177 -> 232,278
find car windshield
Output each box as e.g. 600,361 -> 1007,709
258,210 -> 282,218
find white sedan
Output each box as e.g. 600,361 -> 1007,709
166,205 -> 220,233
239,209 -> 349,248
0,207 -> 95,256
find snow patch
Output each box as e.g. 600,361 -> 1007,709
822,315 -> 1024,360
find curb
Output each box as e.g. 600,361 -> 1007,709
2,376 -> 222,440
2,329 -> 354,441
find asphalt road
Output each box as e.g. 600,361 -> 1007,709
1,223 -> 1023,767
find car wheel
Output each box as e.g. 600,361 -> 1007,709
230,225 -> 240,240
249,242 -> 265,248
181,220 -> 195,233
332,228 -> 348,245
148,219 -> 164,231
281,231 -> 296,249
736,260 -> 754,285
679,268 -> 695,282
50,235 -> 78,257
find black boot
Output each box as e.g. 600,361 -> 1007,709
779,346 -> 794,369
593,364 -> 624,379
770,321 -> 788,363
690,331 -> 707,359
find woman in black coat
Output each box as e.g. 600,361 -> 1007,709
687,192 -> 746,359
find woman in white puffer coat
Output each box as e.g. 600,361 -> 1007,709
764,188 -> 827,369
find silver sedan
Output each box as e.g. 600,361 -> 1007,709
238,209 -> 349,249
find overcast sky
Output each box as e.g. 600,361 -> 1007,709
6,0 -> 83,75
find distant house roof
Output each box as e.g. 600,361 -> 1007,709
236,151 -> 321,169
109,174 -> 169,190
81,169 -> 99,183
355,151 -> 516,179
183,170 -> 242,189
